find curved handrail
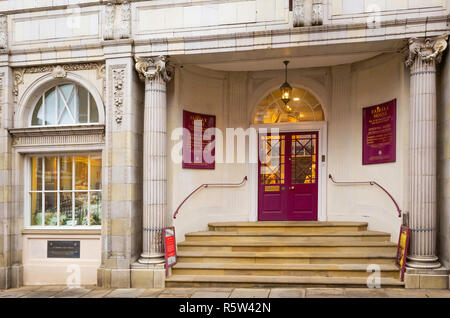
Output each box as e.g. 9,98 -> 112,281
329,174 -> 401,218
173,176 -> 248,219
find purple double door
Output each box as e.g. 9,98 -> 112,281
258,132 -> 319,221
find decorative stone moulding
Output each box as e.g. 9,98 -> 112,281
103,1 -> 131,40
112,67 -> 125,125
8,125 -> 105,147
13,63 -> 106,99
293,0 -> 305,28
0,14 -> 7,49
312,0 -> 324,26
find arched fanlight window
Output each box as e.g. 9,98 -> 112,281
254,88 -> 324,124
31,84 -> 99,126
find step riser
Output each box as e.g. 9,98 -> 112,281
185,236 -> 391,243
172,269 -> 400,279
209,226 -> 367,233
166,282 -> 401,288
178,246 -> 397,253
177,257 -> 396,265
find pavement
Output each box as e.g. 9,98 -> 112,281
0,286 -> 450,298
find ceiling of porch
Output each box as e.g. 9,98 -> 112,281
171,39 -> 407,71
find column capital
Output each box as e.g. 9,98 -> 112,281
134,55 -> 173,83
406,34 -> 448,68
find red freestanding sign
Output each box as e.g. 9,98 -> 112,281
182,110 -> 216,170
362,99 -> 397,165
395,225 -> 410,282
163,227 -> 177,277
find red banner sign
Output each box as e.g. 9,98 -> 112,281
362,99 -> 397,165
182,110 -> 216,170
163,227 -> 177,277
395,225 -> 410,282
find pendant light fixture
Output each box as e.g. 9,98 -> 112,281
280,60 -> 292,105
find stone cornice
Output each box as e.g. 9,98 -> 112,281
8,125 -> 106,147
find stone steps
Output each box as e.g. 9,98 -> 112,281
176,251 -> 397,264
185,231 -> 391,242
165,274 -> 404,288
172,262 -> 400,279
167,222 -> 403,288
209,222 -> 368,233
177,240 -> 397,253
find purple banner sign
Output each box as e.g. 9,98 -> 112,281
182,110 -> 216,170
362,99 -> 397,165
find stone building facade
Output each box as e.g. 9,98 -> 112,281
0,0 -> 449,289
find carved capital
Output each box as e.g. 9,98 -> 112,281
293,0 -> 305,28
134,56 -> 173,83
406,34 -> 448,68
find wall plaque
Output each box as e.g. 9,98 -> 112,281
47,241 -> 80,258
362,99 -> 397,165
182,110 -> 216,169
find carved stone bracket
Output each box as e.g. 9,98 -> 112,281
104,3 -> 115,40
312,0 -> 324,26
12,62 -> 106,100
406,34 -> 449,68
293,0 -> 305,28
119,1 -> 131,39
0,15 -> 7,50
134,56 -> 173,82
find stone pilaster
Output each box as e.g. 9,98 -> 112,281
135,56 -> 173,265
406,34 -> 448,269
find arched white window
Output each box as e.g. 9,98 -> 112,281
31,84 -> 99,126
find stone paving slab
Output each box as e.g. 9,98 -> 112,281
53,287 -> 93,298
1,286 -> 450,298
230,288 -> 270,298
269,288 -> 306,298
105,288 -> 146,298
306,288 -> 346,298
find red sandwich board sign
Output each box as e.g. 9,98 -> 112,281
395,225 -> 410,282
163,227 -> 177,277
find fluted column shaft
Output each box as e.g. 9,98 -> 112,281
135,56 -> 172,264
406,35 -> 448,269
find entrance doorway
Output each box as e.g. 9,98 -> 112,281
258,132 -> 319,221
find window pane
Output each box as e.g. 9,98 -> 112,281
31,157 -> 42,191
31,97 -> 44,125
90,155 -> 102,190
30,192 -> 42,226
75,156 -> 89,190
90,192 -> 102,226
44,192 -> 57,226
60,156 -> 73,191
59,84 -> 74,101
44,88 -> 57,125
75,192 -> 88,226
44,157 -> 57,191
59,192 -> 73,226
78,86 -> 88,123
89,94 -> 99,123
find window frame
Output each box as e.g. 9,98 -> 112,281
30,83 -> 100,128
24,152 -> 102,230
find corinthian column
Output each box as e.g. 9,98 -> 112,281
135,56 -> 173,264
405,34 -> 448,269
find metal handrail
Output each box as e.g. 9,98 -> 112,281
173,176 -> 248,219
329,174 -> 401,218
